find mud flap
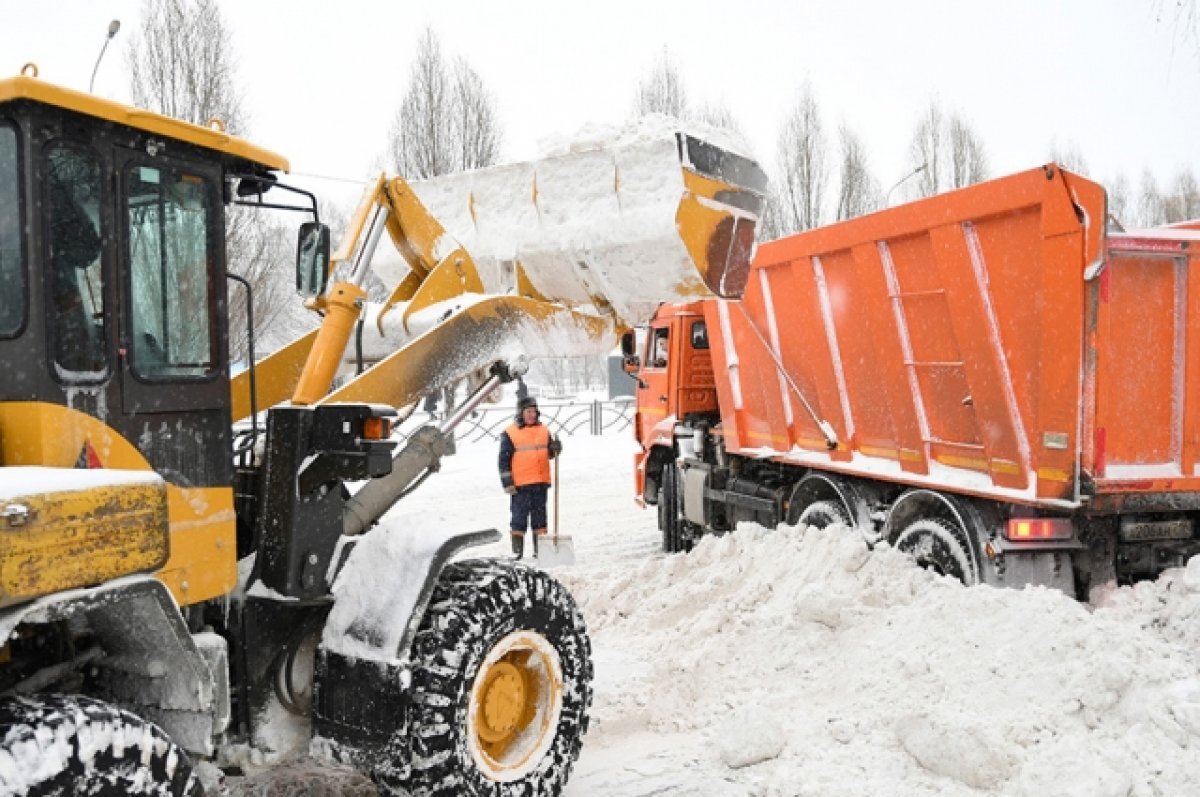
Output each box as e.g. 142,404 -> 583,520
312,527 -> 499,759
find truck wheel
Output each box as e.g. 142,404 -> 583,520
892,517 -> 979,585
660,464 -> 685,553
0,694 -> 202,796
398,559 -> 593,797
795,499 -> 851,530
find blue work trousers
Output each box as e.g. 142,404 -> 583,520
510,484 -> 549,533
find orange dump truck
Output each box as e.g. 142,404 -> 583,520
628,164 -> 1200,595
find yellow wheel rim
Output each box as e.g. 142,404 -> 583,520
475,660 -> 526,743
467,630 -> 564,782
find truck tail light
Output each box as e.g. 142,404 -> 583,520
1005,518 -> 1073,541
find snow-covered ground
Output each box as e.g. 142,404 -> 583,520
228,430 -> 1200,796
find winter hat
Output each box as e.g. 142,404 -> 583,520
517,396 -> 539,413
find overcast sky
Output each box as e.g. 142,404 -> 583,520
4,0 -> 1198,210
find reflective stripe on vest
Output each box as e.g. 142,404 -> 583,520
506,422 -> 551,486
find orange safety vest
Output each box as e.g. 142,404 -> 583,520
506,422 -> 552,486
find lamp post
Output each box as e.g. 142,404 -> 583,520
884,163 -> 928,207
88,20 -> 121,94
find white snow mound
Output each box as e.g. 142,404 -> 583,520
559,523 -> 1200,795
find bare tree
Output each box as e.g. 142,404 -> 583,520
1048,140 -> 1090,175
907,101 -> 988,199
451,58 -> 502,172
948,116 -> 988,189
756,190 -> 789,242
834,124 -> 879,221
693,102 -> 744,135
1162,168 -> 1200,222
1107,172 -> 1132,228
633,49 -> 689,118
1137,169 -> 1164,226
909,103 -> 945,199
128,0 -> 243,133
128,0 -> 298,361
774,84 -> 829,233
390,28 -> 453,179
389,27 -> 503,179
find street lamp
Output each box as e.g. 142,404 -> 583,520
88,20 -> 121,94
884,163 -> 927,207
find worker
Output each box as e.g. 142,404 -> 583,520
499,396 -> 562,559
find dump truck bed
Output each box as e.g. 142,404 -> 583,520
706,164 -> 1200,511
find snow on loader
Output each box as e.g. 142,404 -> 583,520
0,67 -> 765,796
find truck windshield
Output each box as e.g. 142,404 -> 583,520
0,125 -> 22,335
126,164 -> 215,379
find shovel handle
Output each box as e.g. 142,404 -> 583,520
553,452 -> 560,542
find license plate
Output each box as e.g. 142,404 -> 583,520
1119,519 -> 1193,542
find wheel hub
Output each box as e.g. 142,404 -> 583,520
468,630 -> 565,781
477,661 -> 526,742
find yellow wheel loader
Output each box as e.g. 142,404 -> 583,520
0,67 -> 764,796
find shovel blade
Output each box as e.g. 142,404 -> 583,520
537,535 -> 576,568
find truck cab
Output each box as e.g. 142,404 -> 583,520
628,302 -> 718,510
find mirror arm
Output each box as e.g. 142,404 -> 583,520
228,173 -> 321,223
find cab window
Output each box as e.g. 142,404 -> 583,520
126,164 -> 215,379
0,125 -> 21,336
690,320 -> 709,349
647,327 -> 669,368
46,144 -> 106,377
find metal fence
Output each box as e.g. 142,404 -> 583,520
410,396 -> 636,443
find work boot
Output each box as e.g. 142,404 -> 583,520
511,532 -> 524,560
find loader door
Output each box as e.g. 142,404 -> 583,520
115,151 -> 233,488
119,157 -> 224,413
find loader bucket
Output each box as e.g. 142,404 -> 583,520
377,119 -> 768,329
675,133 -> 767,299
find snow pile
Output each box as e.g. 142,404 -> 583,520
560,523 -> 1200,796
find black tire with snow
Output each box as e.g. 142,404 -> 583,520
381,558 -> 593,797
0,694 -> 203,796
795,499 -> 851,530
660,464 -> 686,554
891,516 -> 980,585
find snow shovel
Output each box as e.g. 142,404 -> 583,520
538,453 -> 576,567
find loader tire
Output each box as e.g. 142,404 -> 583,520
660,464 -> 685,554
0,694 -> 203,796
892,516 -> 980,586
384,558 -> 593,797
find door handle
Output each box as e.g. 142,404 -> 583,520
658,395 -> 668,402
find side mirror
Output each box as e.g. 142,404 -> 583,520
296,222 -> 330,298
620,330 -> 640,373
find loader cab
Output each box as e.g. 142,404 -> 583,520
0,73 -> 293,604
